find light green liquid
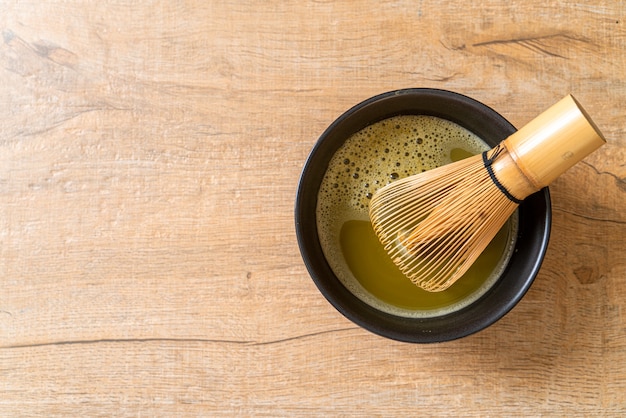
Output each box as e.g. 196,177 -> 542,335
340,219 -> 511,310
316,115 -> 517,318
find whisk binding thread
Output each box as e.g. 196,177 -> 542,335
482,145 -> 523,204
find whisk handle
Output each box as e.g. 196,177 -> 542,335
501,95 -> 606,191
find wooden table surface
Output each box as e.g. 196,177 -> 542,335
1,1 -> 625,416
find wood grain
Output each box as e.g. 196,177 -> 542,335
1,0 -> 625,415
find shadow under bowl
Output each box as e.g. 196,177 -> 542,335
295,88 -> 551,343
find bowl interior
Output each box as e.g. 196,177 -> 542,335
295,88 -> 551,343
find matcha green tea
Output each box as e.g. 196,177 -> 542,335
316,115 -> 518,318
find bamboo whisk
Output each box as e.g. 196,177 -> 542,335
369,95 -> 606,292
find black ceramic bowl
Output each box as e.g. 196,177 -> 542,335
295,88 -> 551,343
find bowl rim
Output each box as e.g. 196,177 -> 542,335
295,88 -> 552,343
